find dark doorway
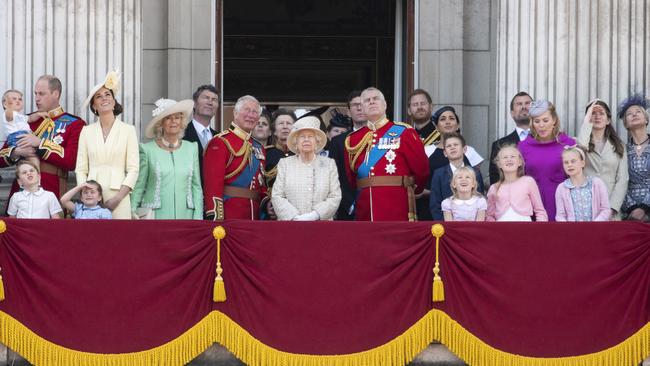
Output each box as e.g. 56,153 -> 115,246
222,1 -> 396,107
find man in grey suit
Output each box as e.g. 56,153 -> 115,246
184,84 -> 219,177
488,91 -> 533,185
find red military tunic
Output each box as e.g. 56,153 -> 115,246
203,123 -> 267,220
0,106 -> 86,200
344,118 -> 429,221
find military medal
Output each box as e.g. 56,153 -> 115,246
385,149 -> 397,174
53,135 -> 64,144
385,150 -> 396,162
253,146 -> 264,160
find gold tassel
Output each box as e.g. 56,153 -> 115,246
0,274 -> 4,302
213,226 -> 227,302
0,220 -> 6,302
431,224 -> 445,302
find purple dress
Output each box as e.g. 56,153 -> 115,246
518,133 -> 576,221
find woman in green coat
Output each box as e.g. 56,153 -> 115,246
131,98 -> 203,219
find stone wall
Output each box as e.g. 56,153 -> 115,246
417,0 -> 496,172
140,0 -> 214,138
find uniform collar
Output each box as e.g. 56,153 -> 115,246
47,106 -> 64,119
230,123 -> 251,141
367,116 -> 389,131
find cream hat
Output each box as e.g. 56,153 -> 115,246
144,98 -> 194,139
83,70 -> 121,110
287,116 -> 327,154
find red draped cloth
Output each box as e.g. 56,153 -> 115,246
0,219 -> 648,365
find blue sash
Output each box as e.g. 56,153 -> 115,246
224,141 -> 262,201
356,125 -> 405,179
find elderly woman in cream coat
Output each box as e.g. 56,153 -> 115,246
271,116 -> 341,220
76,71 -> 139,219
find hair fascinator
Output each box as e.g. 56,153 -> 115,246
617,94 -> 650,119
528,100 -> 550,118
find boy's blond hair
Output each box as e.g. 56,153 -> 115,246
2,89 -> 23,110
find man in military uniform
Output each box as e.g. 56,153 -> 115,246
344,87 -> 429,221
0,75 -> 86,203
407,88 -> 441,220
203,95 -> 267,220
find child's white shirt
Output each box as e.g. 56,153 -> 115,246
3,111 -> 31,134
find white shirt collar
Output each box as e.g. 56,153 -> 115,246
451,196 -> 478,205
515,126 -> 529,141
449,162 -> 465,174
192,119 -> 211,134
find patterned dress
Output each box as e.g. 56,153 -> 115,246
622,140 -> 650,212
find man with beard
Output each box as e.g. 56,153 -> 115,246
329,90 -> 366,220
488,91 -> 533,185
407,89 -> 440,220
407,89 -> 440,147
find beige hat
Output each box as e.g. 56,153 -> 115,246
144,98 -> 194,138
287,116 -> 327,154
83,70 -> 121,110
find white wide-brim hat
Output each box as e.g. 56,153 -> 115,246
83,70 -> 121,110
144,98 -> 194,138
287,116 -> 327,154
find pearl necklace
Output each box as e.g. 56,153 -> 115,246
161,137 -> 180,149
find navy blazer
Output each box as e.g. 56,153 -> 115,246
183,121 -> 216,180
329,130 -> 355,220
429,164 -> 485,220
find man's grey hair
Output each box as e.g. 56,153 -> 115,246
234,95 -> 261,115
361,87 -> 386,102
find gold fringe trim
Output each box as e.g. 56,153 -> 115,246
1,310 -> 648,366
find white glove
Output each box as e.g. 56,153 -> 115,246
293,211 -> 320,221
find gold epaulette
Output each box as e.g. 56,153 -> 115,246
393,121 -> 414,128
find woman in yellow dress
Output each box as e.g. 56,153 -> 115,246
75,71 -> 139,219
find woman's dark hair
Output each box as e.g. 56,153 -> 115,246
585,100 -> 624,158
90,89 -> 123,116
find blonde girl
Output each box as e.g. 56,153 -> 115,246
486,145 -> 548,221
555,146 -> 610,221
441,166 -> 487,221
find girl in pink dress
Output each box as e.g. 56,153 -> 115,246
487,145 -> 548,221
